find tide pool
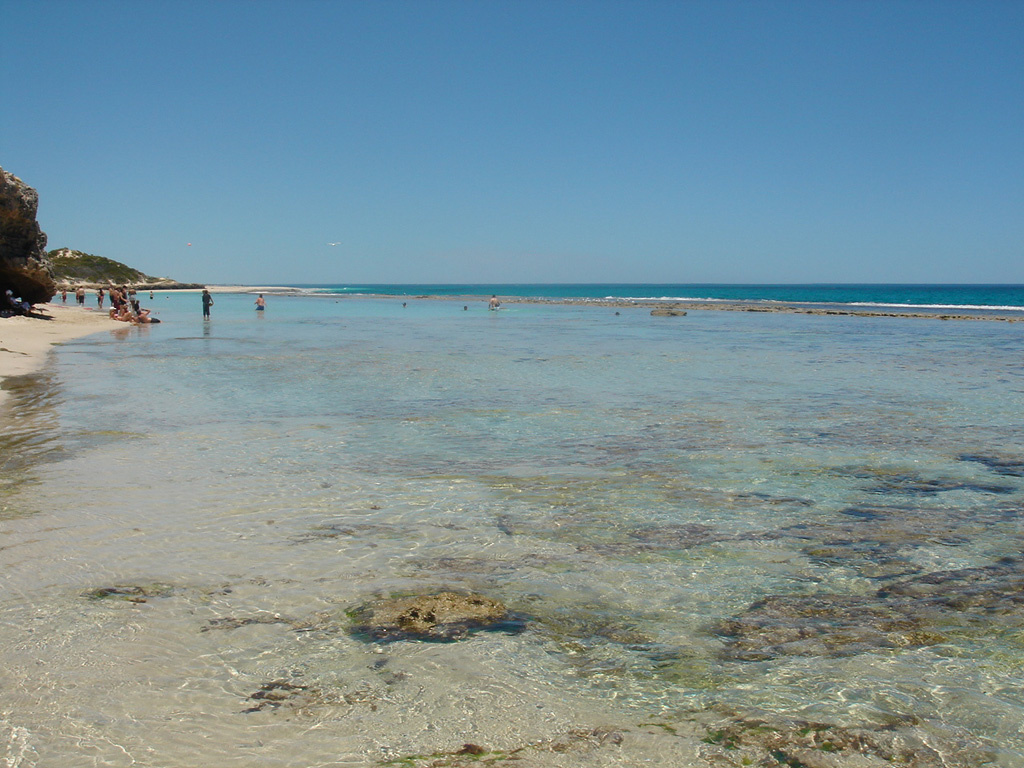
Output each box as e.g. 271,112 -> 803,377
2,295 -> 1024,766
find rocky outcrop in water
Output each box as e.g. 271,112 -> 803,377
0,167 -> 55,304
349,591 -> 523,642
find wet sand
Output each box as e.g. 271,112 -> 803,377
0,302 -> 118,409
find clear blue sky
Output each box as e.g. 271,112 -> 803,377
3,0 -> 1022,285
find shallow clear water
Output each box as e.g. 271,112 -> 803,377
3,294 -> 1024,766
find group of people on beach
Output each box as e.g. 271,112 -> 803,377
104,284 -> 160,323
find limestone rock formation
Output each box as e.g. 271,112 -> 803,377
0,167 -> 55,304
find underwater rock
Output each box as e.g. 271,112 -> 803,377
696,711 -> 994,767
349,591 -> 524,642
201,614 -> 297,632
242,680 -> 320,713
718,557 -> 1024,660
380,727 -> 626,767
879,558 -> 1024,612
650,308 -> 687,316
82,584 -> 175,603
958,452 -> 1024,477
778,501 -> 1024,580
715,594 -> 943,660
849,468 -> 1014,496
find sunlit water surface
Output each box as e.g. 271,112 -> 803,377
3,294 -> 1024,766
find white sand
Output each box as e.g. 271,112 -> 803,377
0,303 -> 119,409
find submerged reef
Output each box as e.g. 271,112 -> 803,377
717,557 -> 1024,660
375,711 -> 992,768
693,710 -> 994,768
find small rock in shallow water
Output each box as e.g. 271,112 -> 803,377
82,584 -> 175,603
349,591 -> 524,642
242,680 -> 318,713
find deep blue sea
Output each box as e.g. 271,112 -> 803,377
3,286 -> 1024,766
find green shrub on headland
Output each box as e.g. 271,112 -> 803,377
49,248 -> 149,284
47,248 -> 202,289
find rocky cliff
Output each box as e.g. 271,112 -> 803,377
0,167 -> 56,304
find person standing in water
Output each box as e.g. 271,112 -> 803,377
202,289 -> 214,319
488,295 -> 500,310
255,294 -> 266,311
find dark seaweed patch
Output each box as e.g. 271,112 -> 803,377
959,453 -> 1024,477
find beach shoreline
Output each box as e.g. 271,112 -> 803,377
0,302 -> 119,410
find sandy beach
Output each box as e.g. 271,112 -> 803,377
0,302 -> 118,409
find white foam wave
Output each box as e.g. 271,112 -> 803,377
845,301 -> 1024,312
613,296 -> 1024,312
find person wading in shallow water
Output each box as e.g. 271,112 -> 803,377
202,289 -> 214,319
255,294 -> 266,311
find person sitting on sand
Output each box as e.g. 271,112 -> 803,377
2,289 -> 23,317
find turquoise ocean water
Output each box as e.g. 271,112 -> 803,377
2,285 -> 1024,766
295,283 -> 1024,312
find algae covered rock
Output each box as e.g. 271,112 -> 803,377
349,591 -> 524,642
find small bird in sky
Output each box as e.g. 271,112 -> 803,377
327,242 -> 341,246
